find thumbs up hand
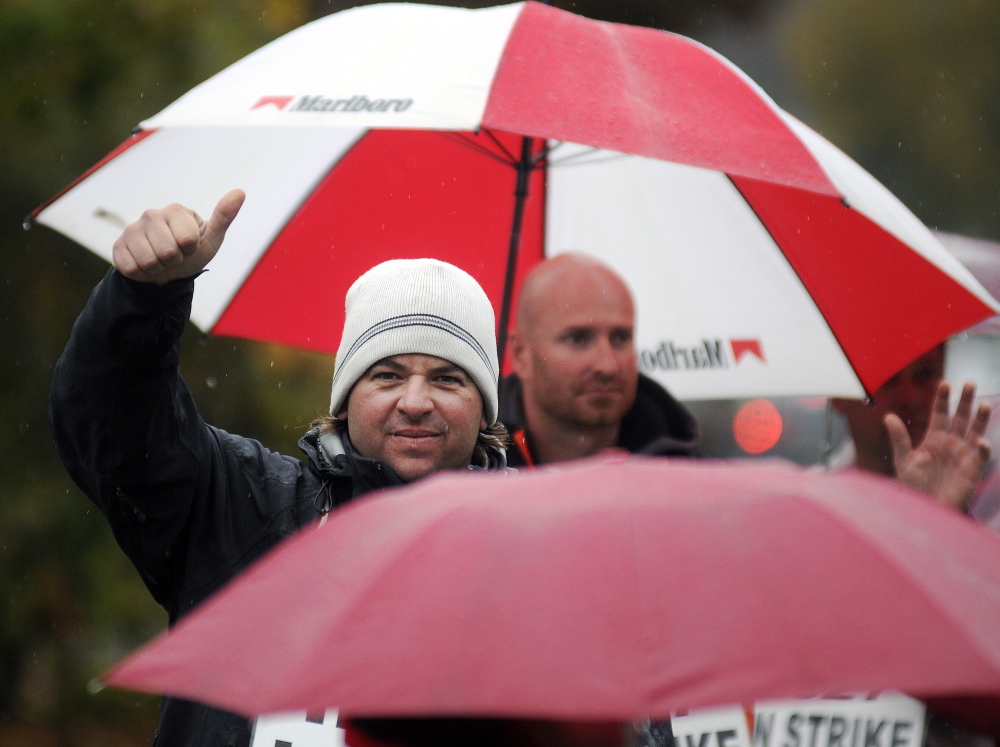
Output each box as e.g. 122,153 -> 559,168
112,189 -> 246,284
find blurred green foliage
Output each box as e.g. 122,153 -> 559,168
782,0 -> 1000,239
310,0 -> 765,30
2,0 -> 997,744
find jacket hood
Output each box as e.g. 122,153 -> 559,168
619,373 -> 700,456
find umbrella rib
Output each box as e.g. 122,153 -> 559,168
547,148 -> 631,168
531,141 -> 550,168
483,128 -> 518,163
438,131 -> 518,167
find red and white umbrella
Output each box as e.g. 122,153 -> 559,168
31,1 -> 999,400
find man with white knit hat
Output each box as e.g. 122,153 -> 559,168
321,256 -> 505,482
49,190 -> 508,747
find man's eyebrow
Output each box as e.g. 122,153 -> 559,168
367,358 -> 406,373
428,363 -> 467,377
367,359 -> 467,377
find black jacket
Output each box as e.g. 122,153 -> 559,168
49,269 -> 504,747
498,372 -> 699,467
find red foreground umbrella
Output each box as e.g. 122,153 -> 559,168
106,457 -> 1000,735
30,2 -> 998,399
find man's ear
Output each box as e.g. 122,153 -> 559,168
480,416 -> 488,431
508,330 -> 530,377
336,408 -> 348,420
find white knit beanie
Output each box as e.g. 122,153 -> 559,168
330,259 -> 499,424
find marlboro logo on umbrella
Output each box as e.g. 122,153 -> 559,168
263,94 -> 416,113
250,96 -> 295,110
638,338 -> 766,373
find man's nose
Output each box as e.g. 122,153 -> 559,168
591,336 -> 624,374
396,377 -> 434,417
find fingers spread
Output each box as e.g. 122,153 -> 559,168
950,382 -> 977,435
970,401 -> 992,442
977,437 -> 993,464
926,380 -> 951,434
885,412 -> 913,465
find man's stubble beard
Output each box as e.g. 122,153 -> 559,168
538,381 -> 635,431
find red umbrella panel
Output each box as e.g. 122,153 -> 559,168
105,457 -> 1000,736
32,1 -> 999,399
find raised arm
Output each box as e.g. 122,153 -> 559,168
49,191 -> 245,614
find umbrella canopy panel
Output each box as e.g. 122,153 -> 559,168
106,457 -> 1000,733
140,1 -> 835,195
211,129 -> 546,353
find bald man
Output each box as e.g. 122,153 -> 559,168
500,253 -> 698,467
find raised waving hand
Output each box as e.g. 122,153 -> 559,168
887,380 -> 992,510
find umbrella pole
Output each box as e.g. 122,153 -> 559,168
820,398 -> 835,469
496,135 -> 535,369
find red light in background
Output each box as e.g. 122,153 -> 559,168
733,398 -> 783,454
